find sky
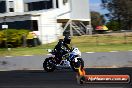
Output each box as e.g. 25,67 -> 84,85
89,0 -> 109,15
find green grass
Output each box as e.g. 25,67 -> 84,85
75,43 -> 132,52
71,35 -> 132,52
1,34 -> 132,56
0,43 -> 56,56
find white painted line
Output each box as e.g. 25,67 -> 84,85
86,52 -> 95,54
85,65 -> 119,68
5,56 -> 13,57
109,51 -> 118,52
129,50 -> 132,51
23,55 -> 34,56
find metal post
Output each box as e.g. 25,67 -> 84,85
70,20 -> 73,36
22,34 -> 27,47
124,32 -> 127,44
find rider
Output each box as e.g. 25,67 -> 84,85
53,36 -> 71,63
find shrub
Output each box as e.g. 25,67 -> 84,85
0,29 -> 29,47
0,31 -> 5,46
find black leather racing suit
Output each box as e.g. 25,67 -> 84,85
54,39 -> 71,63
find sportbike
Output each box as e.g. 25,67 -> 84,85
43,47 -> 84,72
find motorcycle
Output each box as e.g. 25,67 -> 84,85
43,47 -> 84,72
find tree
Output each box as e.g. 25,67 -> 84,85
91,11 -> 106,30
106,20 -> 120,31
101,0 -> 132,30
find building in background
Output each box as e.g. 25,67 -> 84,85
0,0 -> 91,44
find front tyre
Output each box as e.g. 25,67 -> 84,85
70,57 -> 84,72
43,57 -> 56,72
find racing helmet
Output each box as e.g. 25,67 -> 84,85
63,36 -> 71,44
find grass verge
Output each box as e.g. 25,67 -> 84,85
0,34 -> 132,56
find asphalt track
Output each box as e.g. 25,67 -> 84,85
1,51 -> 132,70
0,68 -> 132,88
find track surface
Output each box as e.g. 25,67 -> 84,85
1,51 -> 132,70
0,68 -> 132,88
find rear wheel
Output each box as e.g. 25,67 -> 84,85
43,57 -> 56,72
70,57 -> 84,72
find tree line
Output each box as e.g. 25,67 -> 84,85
91,0 -> 132,31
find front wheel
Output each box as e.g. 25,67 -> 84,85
43,57 -> 56,72
70,57 -> 84,72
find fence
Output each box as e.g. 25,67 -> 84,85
71,32 -> 132,45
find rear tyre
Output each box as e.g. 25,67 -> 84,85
43,57 -> 56,72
